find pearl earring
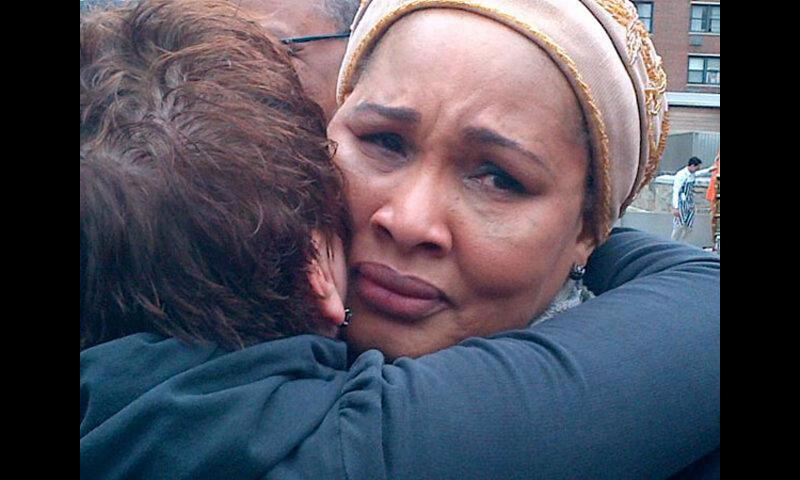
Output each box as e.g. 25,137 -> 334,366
569,264 -> 586,280
341,308 -> 352,327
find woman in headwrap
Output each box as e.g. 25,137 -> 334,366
330,0 -> 670,359
322,0 -> 716,475
81,1 -> 718,478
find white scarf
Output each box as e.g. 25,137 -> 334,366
530,279 -> 595,326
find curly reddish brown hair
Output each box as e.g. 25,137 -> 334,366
80,0 -> 350,350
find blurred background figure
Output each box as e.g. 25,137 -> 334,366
671,156 -> 715,242
706,149 -> 720,251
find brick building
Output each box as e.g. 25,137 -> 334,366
634,0 -> 720,173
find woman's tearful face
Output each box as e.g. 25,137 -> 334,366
328,10 -> 595,359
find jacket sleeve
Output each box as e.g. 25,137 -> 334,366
80,230 -> 719,480
584,227 -> 715,293
336,228 -> 719,480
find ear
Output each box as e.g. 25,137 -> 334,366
308,231 -> 347,327
573,219 -> 598,269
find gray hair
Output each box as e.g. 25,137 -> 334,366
323,0 -> 359,31
231,0 -> 358,32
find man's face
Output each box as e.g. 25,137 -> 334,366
688,164 -> 701,173
243,0 -> 349,121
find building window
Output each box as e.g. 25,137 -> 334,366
690,3 -> 720,34
688,56 -> 720,85
634,1 -> 654,32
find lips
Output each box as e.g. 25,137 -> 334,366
353,262 -> 449,320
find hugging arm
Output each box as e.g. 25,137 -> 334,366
337,228 -> 719,479
584,227 -> 717,292
80,229 -> 718,479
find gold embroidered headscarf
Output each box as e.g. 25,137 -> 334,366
337,0 -> 668,242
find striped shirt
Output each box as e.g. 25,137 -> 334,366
672,167 -> 697,228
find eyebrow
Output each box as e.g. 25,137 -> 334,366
463,127 -> 551,172
351,102 -> 422,124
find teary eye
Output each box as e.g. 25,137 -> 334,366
361,132 -> 406,155
471,162 -> 526,194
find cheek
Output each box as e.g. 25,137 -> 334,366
331,135 -> 379,225
459,224 -> 557,295
454,205 -> 582,325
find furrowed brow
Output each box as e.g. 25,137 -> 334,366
351,102 -> 421,125
463,126 -> 550,173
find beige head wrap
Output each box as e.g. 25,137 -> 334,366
337,0 -> 668,242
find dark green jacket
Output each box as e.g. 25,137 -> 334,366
80,229 -> 720,479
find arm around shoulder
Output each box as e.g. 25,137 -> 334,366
332,228 -> 719,479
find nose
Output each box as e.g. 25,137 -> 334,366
369,166 -> 453,257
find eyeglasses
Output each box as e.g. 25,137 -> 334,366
280,31 -> 350,45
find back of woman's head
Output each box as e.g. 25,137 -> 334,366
80,0 -> 350,350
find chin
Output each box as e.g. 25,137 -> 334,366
344,315 -> 447,361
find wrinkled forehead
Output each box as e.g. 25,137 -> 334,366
347,10 -> 585,136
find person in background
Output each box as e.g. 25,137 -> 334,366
237,0 -> 359,121
705,149 -> 721,247
671,156 -> 716,242
80,0 -> 359,120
